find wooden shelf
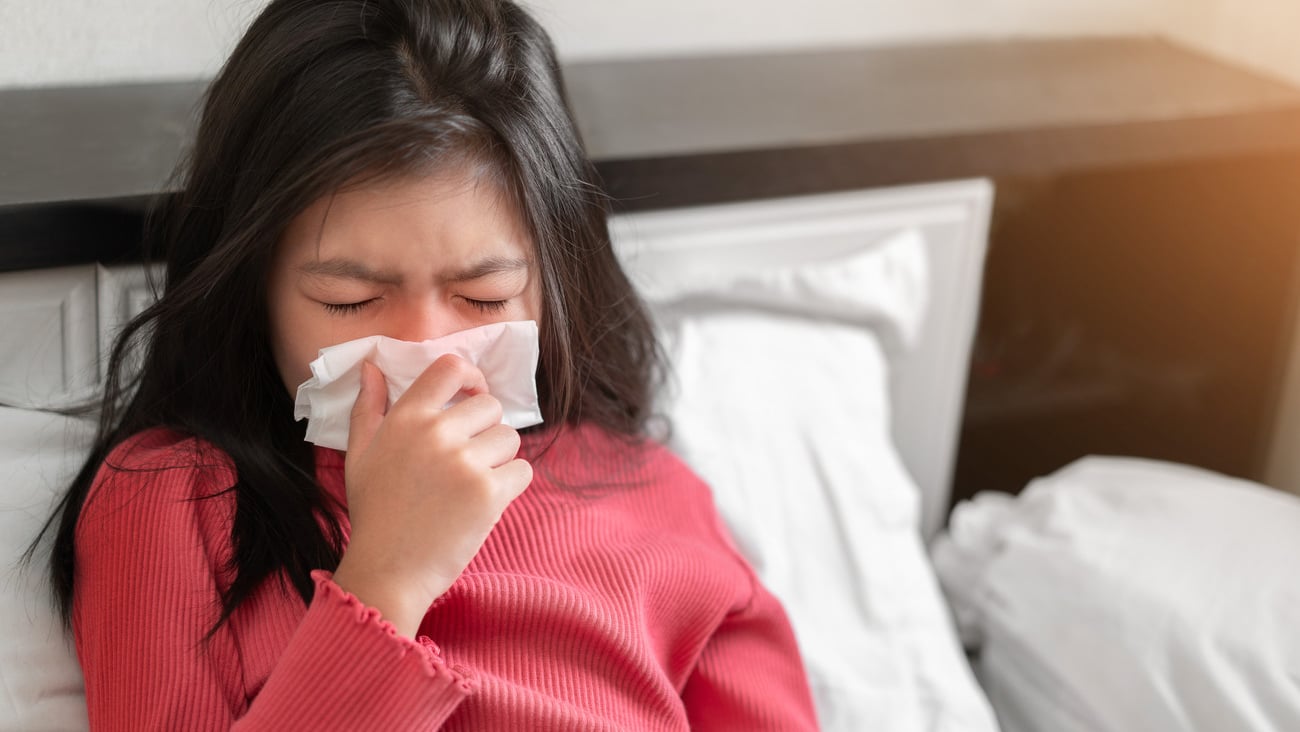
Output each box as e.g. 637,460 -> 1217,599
564,37 -> 1300,209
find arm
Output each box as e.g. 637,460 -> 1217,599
681,573 -> 821,731
236,571 -> 473,730
73,446 -> 472,731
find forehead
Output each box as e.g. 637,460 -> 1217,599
278,171 -> 533,269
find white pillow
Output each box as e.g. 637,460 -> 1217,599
631,227 -> 929,354
933,457 -> 1300,732
0,407 -> 92,731
629,229 -> 998,732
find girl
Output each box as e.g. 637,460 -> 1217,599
41,0 -> 819,729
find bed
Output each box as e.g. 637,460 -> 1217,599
3,178 -> 1298,731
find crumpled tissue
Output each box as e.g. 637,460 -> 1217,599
293,320 -> 543,450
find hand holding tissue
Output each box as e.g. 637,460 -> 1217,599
294,321 -> 544,450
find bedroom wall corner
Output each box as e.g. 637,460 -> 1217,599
1265,273 -> 1300,498
1160,0 -> 1300,89
1160,2 -> 1300,499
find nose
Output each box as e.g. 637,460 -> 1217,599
386,298 -> 461,343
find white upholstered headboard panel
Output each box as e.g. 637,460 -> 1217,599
0,264 -> 159,411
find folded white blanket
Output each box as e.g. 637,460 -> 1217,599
934,457 -> 1300,732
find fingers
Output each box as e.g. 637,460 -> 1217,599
391,354 -> 502,439
400,354 -> 489,416
348,360 -> 388,455
464,422 -> 522,468
495,458 -> 534,500
440,391 -> 504,437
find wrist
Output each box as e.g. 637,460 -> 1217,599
331,561 -> 427,638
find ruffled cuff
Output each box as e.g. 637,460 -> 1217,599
309,569 -> 476,690
239,570 -> 474,730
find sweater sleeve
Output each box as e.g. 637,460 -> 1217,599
73,437 -> 473,730
670,482 -> 821,732
681,572 -> 821,731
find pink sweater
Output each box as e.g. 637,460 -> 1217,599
73,424 -> 819,730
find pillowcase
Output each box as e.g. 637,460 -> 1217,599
622,228 -> 998,732
932,457 -> 1300,732
629,227 -> 929,355
0,407 -> 93,731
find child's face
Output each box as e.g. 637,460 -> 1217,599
267,170 -> 542,394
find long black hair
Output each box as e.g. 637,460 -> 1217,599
36,0 -> 664,632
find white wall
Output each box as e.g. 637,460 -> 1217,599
0,0 -> 258,88
532,0 -> 1180,60
1164,0 -> 1300,87
1,0 -> 1185,89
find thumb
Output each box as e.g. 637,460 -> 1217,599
348,360 -> 387,455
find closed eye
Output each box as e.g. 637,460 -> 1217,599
465,298 -> 509,314
322,298 -> 379,315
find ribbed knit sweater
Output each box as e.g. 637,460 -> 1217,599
72,424 -> 819,730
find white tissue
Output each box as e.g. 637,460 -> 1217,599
293,320 -> 544,450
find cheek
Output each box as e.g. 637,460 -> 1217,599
267,285 -> 326,393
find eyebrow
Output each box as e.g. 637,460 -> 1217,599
440,256 -> 532,284
297,256 -> 530,285
297,258 -> 402,285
